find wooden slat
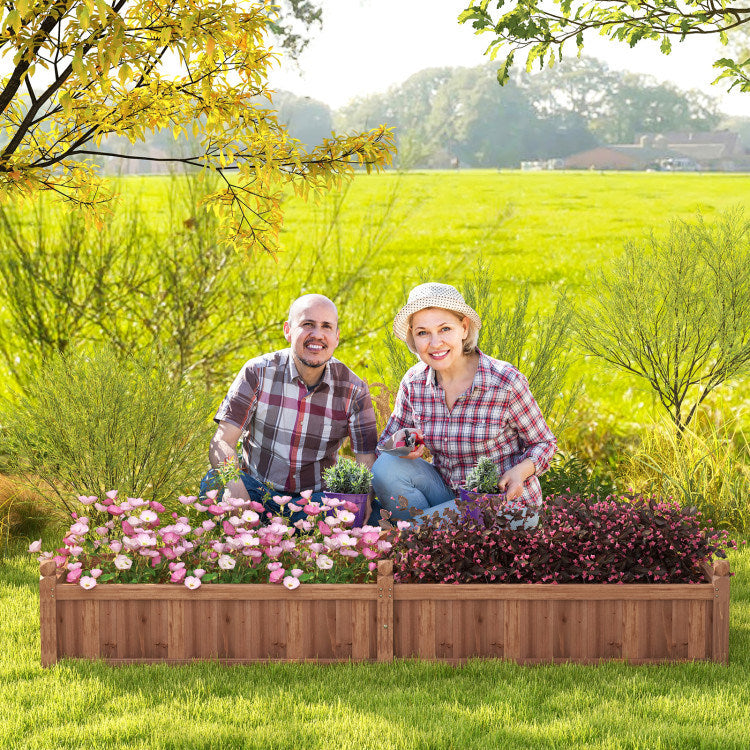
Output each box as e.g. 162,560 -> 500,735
100,599 -> 118,659
589,600 -> 623,660
334,600 -> 353,659
503,600 -> 521,660
39,562 -> 58,667
79,601 -> 100,659
286,600 -> 305,660
712,571 -> 730,664
310,600 -> 336,660
670,600 -> 689,660
416,600 -> 436,659
644,601 -> 670,660
622,601 -> 641,661
56,583 -> 379,601
376,560 -> 394,662
687,600 -> 707,660
168,600 -> 187,660
394,584 -> 714,601
351,600 -> 371,661
393,601 -> 415,658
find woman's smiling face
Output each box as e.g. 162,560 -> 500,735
409,307 -> 469,373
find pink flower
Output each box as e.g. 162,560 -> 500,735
269,568 -> 285,583
368,562 -> 377,571
303,503 -> 323,516
107,505 -> 124,516
66,568 -> 82,583
94,502 -> 108,512
109,540 -> 123,553
105,490 -> 118,501
90,568 -> 102,578
79,576 -> 97,590
28,539 -> 42,553
295,519 -> 313,532
170,568 -> 187,583
222,520 -> 236,536
315,555 -> 334,570
283,576 -> 300,590
150,501 -> 166,513
267,562 -> 283,571
287,503 -> 301,512
114,555 -> 132,570
208,505 -> 225,516
218,555 -> 236,570
184,576 -> 201,590
300,489 -> 313,501
290,568 -> 303,578
77,495 -> 98,505
318,521 -> 332,536
193,568 -> 206,579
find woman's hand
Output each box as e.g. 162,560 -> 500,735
394,428 -> 426,460
498,459 -> 536,501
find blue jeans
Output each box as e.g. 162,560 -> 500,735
371,453 -> 539,528
371,453 -> 458,521
199,468 -> 383,526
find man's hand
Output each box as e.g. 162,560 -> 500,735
395,428 -> 425,460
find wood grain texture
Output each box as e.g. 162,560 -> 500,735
41,564 -> 731,665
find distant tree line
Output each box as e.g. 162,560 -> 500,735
94,57 -> 731,171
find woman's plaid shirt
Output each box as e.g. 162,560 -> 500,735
377,351 -> 557,505
215,349 -> 377,493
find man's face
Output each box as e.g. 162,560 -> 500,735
283,298 -> 340,373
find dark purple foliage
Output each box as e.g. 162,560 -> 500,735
391,494 -> 736,584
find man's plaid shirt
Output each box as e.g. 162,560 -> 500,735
377,351 -> 557,506
215,349 -> 377,493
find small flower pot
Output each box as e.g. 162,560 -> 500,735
458,488 -> 503,521
322,492 -> 369,527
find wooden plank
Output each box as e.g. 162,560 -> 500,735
589,600 -> 622,660
285,600 -> 305,660
524,600 -> 553,661
503,600 -> 521,660
268,600 -> 286,658
712,571 -> 730,664
687,600 -> 707,660
622,601 -> 640,661
334,600 -> 353,659
351,600 -> 371,661
56,583 -> 379,601
100,599 -> 118,660
168,600 -> 187,660
393,601 -> 416,659
416,600 -> 436,659
393,583 -> 714,601
670,600 -> 690,660
553,600 -> 589,661
435,600 -> 454,660
39,562 -> 58,667
310,600 -> 336,660
79,601 -> 100,660
376,560 -> 394,662
644,601 -> 670,660
485,600 -> 505,658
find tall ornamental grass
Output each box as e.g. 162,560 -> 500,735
1,346 -> 214,515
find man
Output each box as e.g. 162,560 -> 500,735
202,294 -> 378,520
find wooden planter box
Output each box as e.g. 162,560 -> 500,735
40,559 -> 730,666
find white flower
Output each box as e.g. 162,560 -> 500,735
283,575 -> 300,590
184,576 -> 202,590
114,555 -> 132,570
28,539 -> 42,553
241,510 -> 260,524
336,510 -> 355,525
79,576 -> 97,590
140,510 -> 157,523
316,555 -> 334,570
218,554 -> 236,570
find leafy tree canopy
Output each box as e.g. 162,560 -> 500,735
0,1 -> 393,255
459,1 -> 750,92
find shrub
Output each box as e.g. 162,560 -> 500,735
391,494 -> 735,584
2,346 -> 214,514
623,414 -> 750,534
323,458 -> 373,495
464,456 -> 500,493
541,450 -> 619,499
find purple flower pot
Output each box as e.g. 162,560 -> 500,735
322,492 -> 369,527
459,489 -> 506,522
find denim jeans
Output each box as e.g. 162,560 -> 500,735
371,453 -> 539,528
199,468 -> 382,526
371,453 -> 458,521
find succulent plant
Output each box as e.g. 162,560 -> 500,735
464,456 -> 500,494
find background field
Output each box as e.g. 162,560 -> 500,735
125,169 -> 750,425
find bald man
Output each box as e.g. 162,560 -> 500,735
202,294 -> 378,521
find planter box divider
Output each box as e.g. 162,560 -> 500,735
39,558 -> 730,667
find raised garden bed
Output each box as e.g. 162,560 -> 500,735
40,558 -> 730,666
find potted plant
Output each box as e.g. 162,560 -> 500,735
322,458 -> 373,527
460,456 -> 503,519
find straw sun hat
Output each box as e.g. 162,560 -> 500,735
392,282 -> 482,342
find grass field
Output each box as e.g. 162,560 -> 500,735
1,543 -> 749,750
110,169 -> 750,427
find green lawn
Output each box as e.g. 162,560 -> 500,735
112,169 -> 750,426
2,543 -> 749,750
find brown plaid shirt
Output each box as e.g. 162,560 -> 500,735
214,349 -> 377,493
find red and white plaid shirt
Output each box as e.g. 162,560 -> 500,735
215,349 -> 377,493
377,351 -> 557,506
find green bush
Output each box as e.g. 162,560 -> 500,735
323,458 -> 373,495
1,346 -> 214,514
464,456 -> 500,494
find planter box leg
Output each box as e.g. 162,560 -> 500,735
712,559 -> 730,664
377,560 -> 394,662
40,560 -> 58,667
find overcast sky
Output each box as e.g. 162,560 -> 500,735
267,0 -> 750,117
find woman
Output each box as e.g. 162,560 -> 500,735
372,282 -> 556,524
